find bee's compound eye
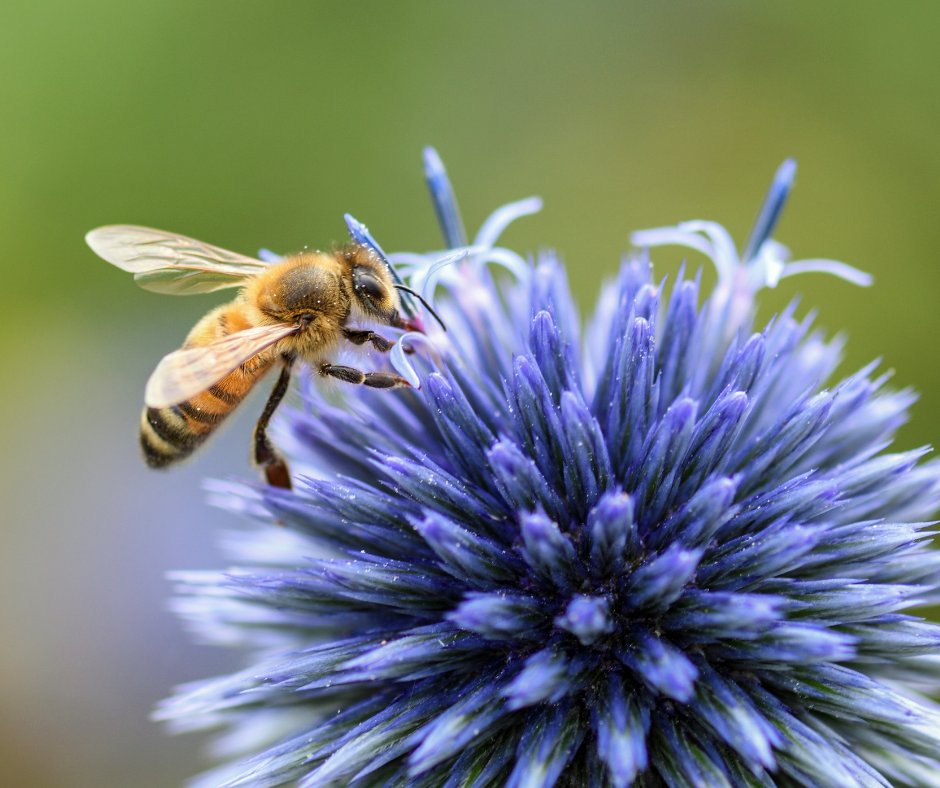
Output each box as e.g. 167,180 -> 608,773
353,268 -> 385,302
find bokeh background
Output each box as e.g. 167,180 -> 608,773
2,2 -> 940,786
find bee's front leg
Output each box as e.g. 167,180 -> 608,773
253,362 -> 293,489
342,328 -> 395,353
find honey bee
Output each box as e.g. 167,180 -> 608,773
86,225 -> 443,489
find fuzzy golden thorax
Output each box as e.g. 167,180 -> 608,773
239,244 -> 403,362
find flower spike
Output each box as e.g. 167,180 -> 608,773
741,158 -> 797,265
423,146 -> 468,249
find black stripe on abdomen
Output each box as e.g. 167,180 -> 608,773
178,401 -> 224,424
139,407 -> 212,468
207,384 -> 240,405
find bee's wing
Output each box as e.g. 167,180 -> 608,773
86,225 -> 271,295
145,323 -> 300,408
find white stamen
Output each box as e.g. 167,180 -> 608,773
390,332 -> 434,388
473,197 -> 543,249
780,259 -> 873,287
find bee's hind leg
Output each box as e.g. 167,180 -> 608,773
319,363 -> 412,389
253,362 -> 293,489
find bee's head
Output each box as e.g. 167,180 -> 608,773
345,245 -> 405,328
344,245 -> 447,334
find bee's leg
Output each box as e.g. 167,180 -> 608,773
319,363 -> 412,389
253,363 -> 293,489
342,328 -> 395,353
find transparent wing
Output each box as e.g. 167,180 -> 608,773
145,323 -> 300,408
86,225 -> 271,295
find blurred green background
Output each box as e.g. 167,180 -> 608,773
2,2 -> 940,786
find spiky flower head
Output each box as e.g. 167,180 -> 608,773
159,151 -> 940,788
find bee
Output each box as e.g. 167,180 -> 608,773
86,225 -> 443,489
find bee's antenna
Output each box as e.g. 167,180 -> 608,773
393,284 -> 447,332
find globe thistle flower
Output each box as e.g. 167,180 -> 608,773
158,150 -> 940,788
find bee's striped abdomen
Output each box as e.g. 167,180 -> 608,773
139,391 -> 228,468
139,368 -> 266,468
139,302 -> 276,469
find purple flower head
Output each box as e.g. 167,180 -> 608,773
158,151 -> 940,788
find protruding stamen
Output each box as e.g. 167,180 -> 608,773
780,258 -> 873,287
389,331 -> 431,388
631,222 -> 738,283
630,159 -> 870,306
741,158 -> 797,264
423,147 -> 468,250
473,196 -> 543,250
417,247 -> 477,303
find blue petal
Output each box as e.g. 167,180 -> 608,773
554,595 -> 614,646
340,625 -> 485,684
630,396 -> 698,528
414,511 -> 524,589
649,476 -> 739,553
649,710 -> 735,788
596,316 -> 659,479
519,510 -> 585,591
300,680 -> 455,786
263,486 -> 431,559
584,489 -> 638,579
674,393 -> 749,502
656,272 -> 700,411
591,673 -> 650,788
501,649 -> 587,710
622,543 -> 703,613
663,591 -> 783,642
687,658 -> 782,770
529,310 -> 580,405
505,355 -> 572,496
423,146 -> 468,249
487,439 -> 570,525
698,523 -> 824,592
741,158 -> 797,265
380,454 -> 511,539
448,592 -> 549,641
701,331 -> 766,410
710,622 -> 856,663
424,372 -> 498,489
728,389 -> 835,497
559,390 -> 611,514
619,628 -> 699,701
407,674 -> 512,775
529,256 -> 581,348
440,729 -> 521,788
505,700 -> 585,788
